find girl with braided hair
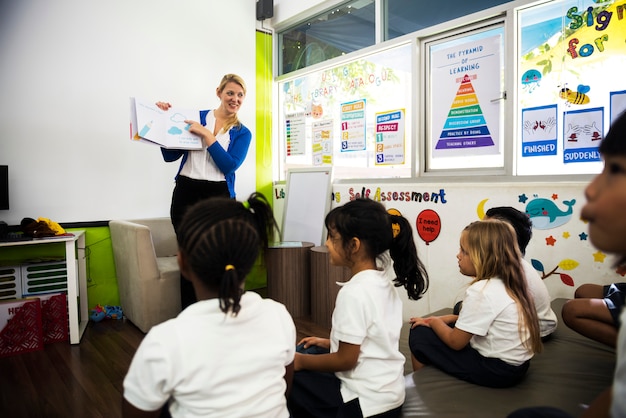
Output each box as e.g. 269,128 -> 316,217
123,192 -> 296,418
288,198 -> 429,418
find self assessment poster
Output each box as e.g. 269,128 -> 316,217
430,34 -> 502,159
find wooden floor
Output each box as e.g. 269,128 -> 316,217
0,312 -> 330,417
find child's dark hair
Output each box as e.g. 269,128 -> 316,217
324,198 -> 428,300
485,206 -> 532,255
600,110 -> 626,156
176,192 -> 279,315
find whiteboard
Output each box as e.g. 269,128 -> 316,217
282,167 -> 332,246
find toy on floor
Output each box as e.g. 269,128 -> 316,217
89,304 -> 123,322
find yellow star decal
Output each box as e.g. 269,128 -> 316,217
562,232 -> 570,239
593,251 -> 606,262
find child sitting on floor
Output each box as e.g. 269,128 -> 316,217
123,193 -> 296,418
409,219 -> 542,388
561,281 -> 625,348
288,198 -> 429,418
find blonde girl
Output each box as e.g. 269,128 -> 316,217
409,219 -> 542,388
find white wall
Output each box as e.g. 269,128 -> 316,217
0,0 -> 257,224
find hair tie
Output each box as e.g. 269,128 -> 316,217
242,200 -> 250,210
387,208 -> 402,238
225,264 -> 235,271
391,222 -> 400,238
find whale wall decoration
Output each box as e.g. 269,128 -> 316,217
525,198 -> 576,230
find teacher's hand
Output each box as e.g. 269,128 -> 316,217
155,101 -> 171,111
185,119 -> 215,147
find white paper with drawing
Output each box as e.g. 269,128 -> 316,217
130,97 -> 202,149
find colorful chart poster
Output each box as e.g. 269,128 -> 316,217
375,109 -> 405,165
285,114 -> 306,156
340,99 -> 366,152
521,105 -> 558,157
430,35 -> 501,158
562,107 -> 603,164
312,119 -> 333,166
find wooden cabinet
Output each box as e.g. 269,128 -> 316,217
310,245 -> 351,329
266,242 -> 314,318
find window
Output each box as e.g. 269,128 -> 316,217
424,23 -> 506,172
279,0 -> 376,75
274,0 -> 626,181
516,0 -> 625,176
277,0 -> 515,76
277,43 -> 412,181
384,0 -> 513,40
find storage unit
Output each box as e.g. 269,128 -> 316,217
266,241 -> 315,319
21,261 -> 68,296
0,265 -> 21,300
310,246 -> 351,329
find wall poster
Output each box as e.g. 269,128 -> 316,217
426,26 -> 505,171
375,109 -> 406,165
278,43 -> 412,181
517,0 -> 626,175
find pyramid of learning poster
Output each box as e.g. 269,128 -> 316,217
436,74 -> 494,150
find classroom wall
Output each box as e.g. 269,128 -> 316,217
274,180 -> 622,320
0,0 -> 259,308
269,0 -> 621,320
0,0 -> 257,226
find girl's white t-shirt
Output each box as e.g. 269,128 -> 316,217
123,292 -> 296,418
455,278 -> 533,366
331,269 -> 405,417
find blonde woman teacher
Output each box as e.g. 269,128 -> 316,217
157,73 -> 252,309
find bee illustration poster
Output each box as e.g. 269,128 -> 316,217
518,0 -> 626,174
430,34 -> 502,159
562,107 -> 603,163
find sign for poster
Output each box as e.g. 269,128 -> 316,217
340,99 -> 366,152
430,35 -> 501,158
375,109 -> 405,165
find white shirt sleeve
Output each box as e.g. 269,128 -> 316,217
123,328 -> 174,412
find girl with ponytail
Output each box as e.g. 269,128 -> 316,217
123,192 -> 296,418
288,198 -> 429,418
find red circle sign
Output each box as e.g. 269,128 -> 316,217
416,209 -> 441,245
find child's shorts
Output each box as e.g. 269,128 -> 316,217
604,282 -> 626,327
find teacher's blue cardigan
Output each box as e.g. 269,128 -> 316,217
160,110 -> 252,198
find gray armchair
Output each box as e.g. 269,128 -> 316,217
109,218 -> 181,333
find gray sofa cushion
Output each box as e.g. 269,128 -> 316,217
399,298 -> 616,417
